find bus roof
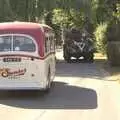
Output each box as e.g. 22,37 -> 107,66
0,21 -> 52,31
0,22 -> 53,57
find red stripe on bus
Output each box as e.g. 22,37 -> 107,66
0,52 -> 55,60
0,54 -> 40,59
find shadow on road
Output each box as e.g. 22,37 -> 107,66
0,81 -> 97,110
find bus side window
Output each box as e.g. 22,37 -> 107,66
45,36 -> 48,53
53,35 -> 55,51
50,36 -> 53,51
45,36 -> 50,54
49,32 -> 55,52
50,36 -> 55,52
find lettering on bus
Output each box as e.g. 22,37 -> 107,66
0,68 -> 26,77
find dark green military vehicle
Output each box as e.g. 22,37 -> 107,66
63,28 -> 95,62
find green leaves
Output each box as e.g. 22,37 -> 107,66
113,3 -> 120,21
94,23 -> 108,53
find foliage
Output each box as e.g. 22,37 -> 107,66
106,21 -> 120,41
0,0 -> 119,56
113,3 -> 120,22
0,0 -> 14,21
94,23 -> 108,54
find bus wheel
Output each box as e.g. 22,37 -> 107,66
44,69 -> 51,93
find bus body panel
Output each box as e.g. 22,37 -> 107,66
44,53 -> 56,81
0,56 -> 55,90
0,57 -> 43,89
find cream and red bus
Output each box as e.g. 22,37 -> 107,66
0,22 -> 56,92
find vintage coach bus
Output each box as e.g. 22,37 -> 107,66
0,22 -> 56,92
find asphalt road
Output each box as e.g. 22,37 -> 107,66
0,50 -> 120,120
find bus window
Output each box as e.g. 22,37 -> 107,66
0,36 -> 12,52
13,35 -> 36,52
45,36 -> 48,53
50,36 -> 55,51
45,36 -> 50,54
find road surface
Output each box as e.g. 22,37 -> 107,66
0,50 -> 120,120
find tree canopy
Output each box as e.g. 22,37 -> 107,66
0,0 -> 120,52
